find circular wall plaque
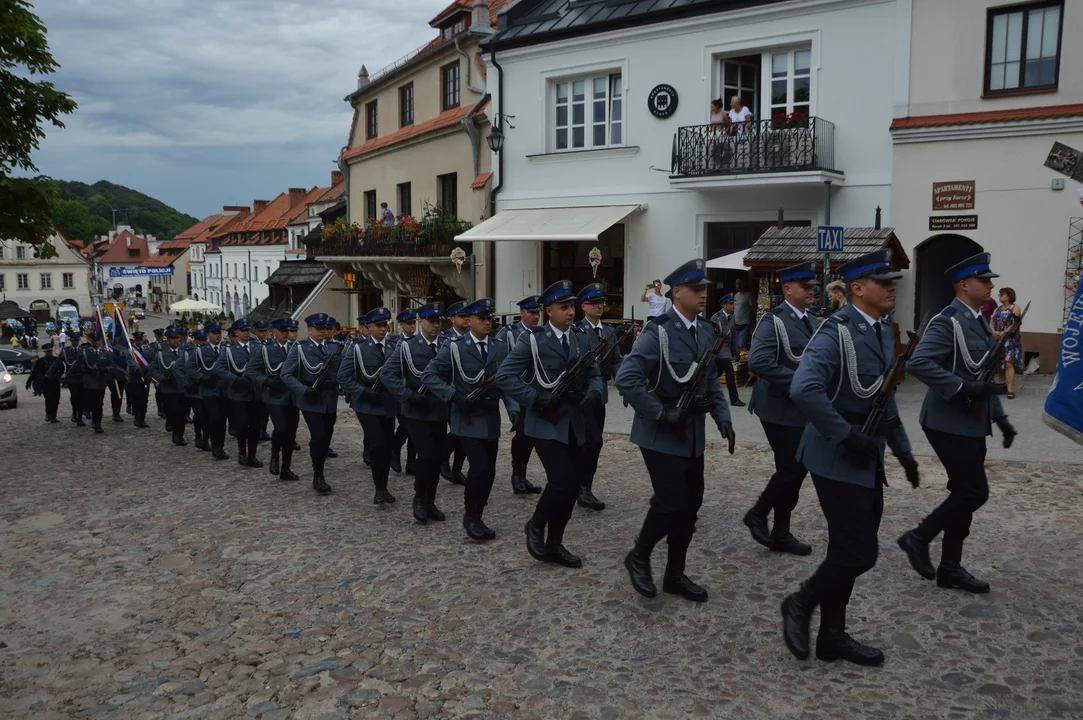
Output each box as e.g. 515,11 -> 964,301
647,84 -> 678,118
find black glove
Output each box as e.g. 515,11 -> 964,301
508,410 -> 520,427
657,406 -> 687,429
579,389 -> 602,410
360,388 -> 382,403
716,420 -> 736,454
897,452 -> 920,488
689,394 -> 716,415
268,379 -> 286,394
561,388 -> 586,405
452,393 -> 478,413
841,431 -> 879,465
961,379 -> 1007,399
303,386 -> 320,398
996,417 -> 1017,449
533,391 -> 561,413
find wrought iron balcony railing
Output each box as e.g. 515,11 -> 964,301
314,218 -> 473,258
671,116 -> 837,178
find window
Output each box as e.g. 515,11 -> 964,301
232,263 -> 237,278
0,275 -> 4,290
397,182 -> 412,217
441,61 -> 460,111
40,273 -> 51,290
769,48 -> 811,118
17,273 -> 29,290
63,272 -> 74,288
0,246 -> 4,259
363,190 -> 377,224
985,1 -> 1062,94
437,173 -> 458,217
366,100 -> 378,139
253,266 -> 259,282
16,245 -> 26,259
722,57 -> 759,115
399,83 -> 414,127
553,73 -> 623,151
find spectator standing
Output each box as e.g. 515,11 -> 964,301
827,280 -> 848,310
640,280 -> 669,324
727,95 -> 753,136
990,287 -> 1023,398
732,277 -> 757,353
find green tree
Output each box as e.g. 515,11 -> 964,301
0,0 -> 78,259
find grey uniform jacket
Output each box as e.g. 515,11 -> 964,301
615,309 -> 731,458
149,346 -> 187,394
79,346 -> 115,391
495,323 -> 604,446
212,342 -> 257,402
790,302 -> 912,488
495,322 -> 529,347
337,338 -> 396,417
709,309 -> 739,360
747,304 -> 815,427
182,346 -> 205,398
575,318 -> 624,404
245,341 -> 294,407
380,334 -> 447,423
422,333 -> 519,440
188,344 -> 222,398
280,339 -> 342,414
56,345 -> 84,384
908,297 -> 1006,438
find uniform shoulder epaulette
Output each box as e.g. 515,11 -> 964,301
940,306 -> 958,318
452,333 -> 469,343
696,314 -> 711,324
828,312 -> 849,324
491,336 -> 506,344
529,326 -> 546,334
653,313 -> 673,326
571,324 -> 587,334
769,305 -> 786,316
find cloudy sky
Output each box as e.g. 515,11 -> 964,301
31,0 -> 447,219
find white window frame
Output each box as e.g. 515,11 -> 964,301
551,72 -> 624,152
63,272 -> 74,289
17,273 -> 29,290
40,273 -> 52,290
706,31 -> 819,123
763,45 -> 812,120
16,246 -> 26,259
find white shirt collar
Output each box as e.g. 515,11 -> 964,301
584,317 -> 603,331
548,322 -> 569,340
958,299 -> 982,319
783,301 -> 809,320
851,304 -> 881,328
469,331 -> 488,346
673,308 -> 697,331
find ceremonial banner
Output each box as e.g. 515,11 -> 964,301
1044,283 -> 1083,446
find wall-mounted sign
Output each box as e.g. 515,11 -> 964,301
647,84 -> 678,119
1045,141 -> 1083,182
929,215 -> 978,231
109,267 -> 174,277
932,181 -> 975,211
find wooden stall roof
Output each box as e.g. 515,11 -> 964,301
745,226 -> 910,272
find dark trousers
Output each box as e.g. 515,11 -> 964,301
357,413 -> 394,488
109,382 -> 124,417
805,473 -> 884,627
581,405 -> 606,488
916,428 -> 989,564
155,386 -> 164,417
267,403 -> 299,468
444,433 -> 466,474
394,420 -> 415,463
404,418 -> 447,501
162,393 -> 187,438
68,383 -> 83,416
461,437 -> 499,507
754,421 -> 809,534
715,358 -> 740,402
532,435 -> 587,547
301,409 -> 337,474
128,381 -> 149,419
510,415 -> 535,473
232,400 -> 266,458
43,380 -> 61,419
203,396 -> 228,449
188,397 -> 207,440
81,387 -> 106,426
636,448 -> 706,574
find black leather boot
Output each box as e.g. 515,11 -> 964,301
815,629 -> 885,666
440,460 -> 453,481
412,495 -> 429,523
623,546 -> 657,598
770,514 -> 812,556
312,467 -> 331,493
544,543 -> 582,568
898,530 -> 936,580
577,481 -> 605,511
936,562 -> 990,594
511,466 -> 541,495
362,448 -> 371,466
326,447 -> 338,459
211,446 -> 229,460
269,444 -> 281,476
374,485 -> 395,505
426,488 -> 446,521
112,413 -> 124,423
781,584 -> 818,661
75,413 -> 86,427
389,453 -> 402,474
525,517 -> 547,560
93,423 -> 104,434
662,571 -> 708,602
134,414 -> 149,428
463,504 -> 494,540
171,432 -> 187,446
743,507 -> 772,548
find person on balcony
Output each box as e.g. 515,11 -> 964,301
379,202 -> 395,228
727,95 -> 753,136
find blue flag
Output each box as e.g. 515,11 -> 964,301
1043,282 -> 1083,446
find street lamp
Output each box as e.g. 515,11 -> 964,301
486,113 -> 515,153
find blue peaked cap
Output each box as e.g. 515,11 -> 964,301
416,302 -> 444,320
517,295 -> 541,311
778,261 -> 817,284
577,283 -> 605,304
361,307 -> 391,324
837,250 -> 902,283
946,252 -> 999,284
541,280 -> 575,307
464,297 -> 494,316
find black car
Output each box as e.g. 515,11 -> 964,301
0,347 -> 36,374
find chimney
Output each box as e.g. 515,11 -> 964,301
223,205 -> 249,213
471,0 -> 489,29
289,188 -> 307,207
875,206 -> 882,230
357,65 -> 370,90
253,200 -> 270,214
331,171 -> 343,186
776,207 -> 785,229
126,234 -> 132,248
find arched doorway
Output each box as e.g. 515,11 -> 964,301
29,300 -> 51,323
914,233 -> 983,325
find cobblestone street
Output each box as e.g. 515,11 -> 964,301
1,391 -> 1081,720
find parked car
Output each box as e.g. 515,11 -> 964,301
132,307 -> 146,319
0,359 -> 17,409
0,347 -> 36,374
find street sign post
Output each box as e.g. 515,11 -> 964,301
817,225 -> 843,307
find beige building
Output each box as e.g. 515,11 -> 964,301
0,231 -> 93,322
890,0 -> 1081,367
321,0 -> 510,318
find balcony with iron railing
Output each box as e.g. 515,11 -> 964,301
670,115 -> 841,188
313,215 -> 473,260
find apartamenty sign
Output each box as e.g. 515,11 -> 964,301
929,215 -> 978,231
932,181 -> 975,211
109,267 -> 174,277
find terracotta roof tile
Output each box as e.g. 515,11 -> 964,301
470,171 -> 492,189
344,99 -> 490,161
429,0 -> 510,28
93,230 -> 151,264
172,214 -> 224,242
890,103 -> 1083,130
208,211 -> 250,240
284,186 -> 331,225
157,238 -> 192,251
141,252 -> 182,268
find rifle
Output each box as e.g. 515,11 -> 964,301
670,330 -> 728,442
309,344 -> 343,392
862,329 -> 920,436
967,301 -> 1029,419
598,323 -> 633,377
543,335 -> 609,424
462,375 -> 497,425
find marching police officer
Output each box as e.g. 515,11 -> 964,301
127,331 -> 152,428
151,327 -> 188,445
616,260 -> 734,602
55,330 -> 85,425
496,281 -> 605,568
494,295 -> 543,495
710,294 -> 745,407
35,342 -> 62,423
381,302 -> 448,522
743,261 -> 820,556
389,307 -> 417,475
251,320 -> 273,442
423,297 -> 519,540
188,323 -> 228,459
182,330 -> 209,450
281,313 -> 342,493
440,300 -> 470,486
79,328 -> 116,434
781,249 -> 920,667
152,328 -> 167,419
246,318 -> 300,480
214,319 -> 264,468
574,283 -> 624,511
899,252 -> 1016,594
338,307 -> 398,504
252,320 -> 270,344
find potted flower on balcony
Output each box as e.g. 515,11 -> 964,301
787,111 -> 808,129
771,112 -> 790,130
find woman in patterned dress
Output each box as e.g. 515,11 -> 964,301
990,287 -> 1023,399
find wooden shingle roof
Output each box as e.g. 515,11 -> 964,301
745,227 -> 910,270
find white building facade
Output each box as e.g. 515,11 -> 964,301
890,0 -> 1081,365
204,250 -> 223,311
0,232 -> 93,321
469,0 -> 910,316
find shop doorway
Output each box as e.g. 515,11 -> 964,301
705,220 -> 810,310
542,224 -> 626,320
914,233 -> 983,326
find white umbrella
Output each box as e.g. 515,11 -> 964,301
706,249 -> 750,270
171,298 -> 221,313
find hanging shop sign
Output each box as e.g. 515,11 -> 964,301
647,84 -> 678,119
929,215 -> 978,231
932,181 -> 975,211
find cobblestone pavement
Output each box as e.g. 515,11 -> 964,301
1,391 -> 1081,719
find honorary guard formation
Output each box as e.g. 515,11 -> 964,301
32,251 -> 1022,669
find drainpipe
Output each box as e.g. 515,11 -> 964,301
486,46 -> 505,298
456,37 -> 488,179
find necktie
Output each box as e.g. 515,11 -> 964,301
213,345 -> 219,355
802,315 -> 814,334
874,322 -> 882,344
560,334 -> 569,358
429,342 -> 437,354
688,323 -> 697,343
376,342 -> 384,359
479,341 -> 488,364
594,327 -> 602,341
